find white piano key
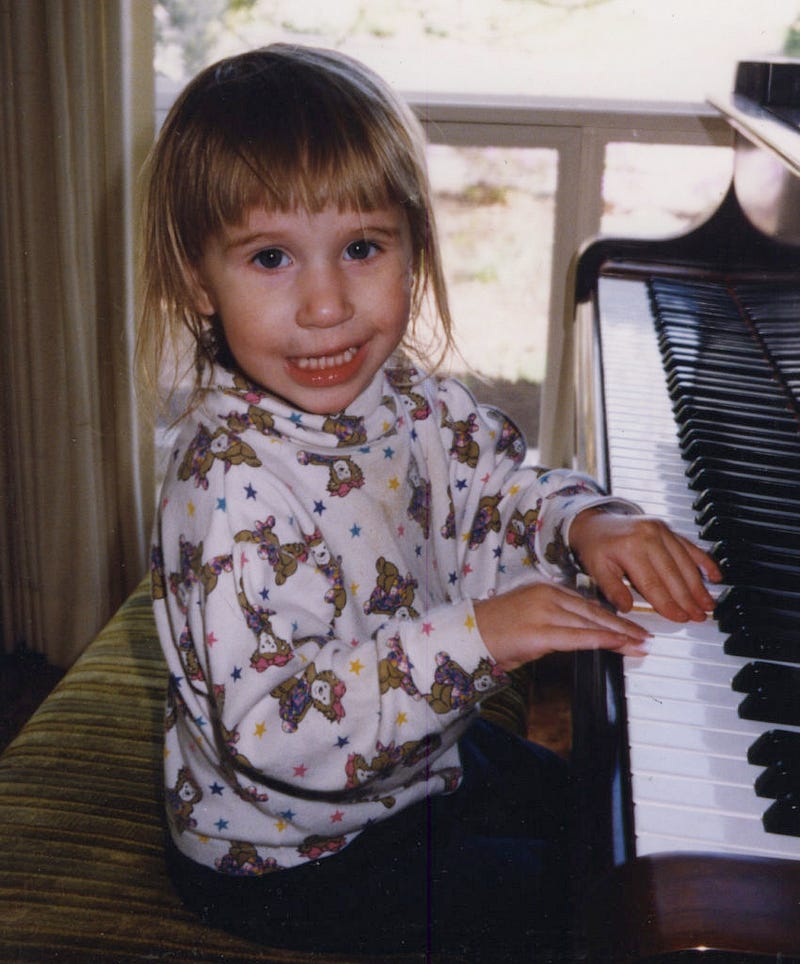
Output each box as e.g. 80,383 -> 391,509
631,770 -> 767,817
632,802 -> 800,858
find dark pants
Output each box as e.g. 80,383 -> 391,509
165,719 -> 573,960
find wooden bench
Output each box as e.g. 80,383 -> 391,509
0,579 -> 529,962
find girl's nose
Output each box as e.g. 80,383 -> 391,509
296,266 -> 354,329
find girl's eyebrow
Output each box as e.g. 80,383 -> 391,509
222,220 -> 404,252
222,230 -> 278,253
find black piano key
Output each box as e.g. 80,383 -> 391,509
682,423 -> 800,449
748,729 -> 800,767
689,467 -> 800,500
696,499 -> 800,530
675,395 -> 794,423
755,763 -> 800,799
739,693 -> 800,728
676,403 -> 800,433
660,335 -> 765,358
672,383 -> 790,409
700,516 -> 800,549
725,631 -> 800,664
665,358 -> 776,381
684,437 -> 800,467
763,795 -> 800,837
695,487 -> 800,517
700,515 -> 800,547
712,537 -> 800,571
717,599 -> 800,639
716,557 -> 800,595
734,662 -> 800,727
733,660 -> 800,694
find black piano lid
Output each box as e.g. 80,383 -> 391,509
709,57 -> 800,178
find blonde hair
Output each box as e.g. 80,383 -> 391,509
137,43 -> 454,412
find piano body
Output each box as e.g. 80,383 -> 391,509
571,60 -> 800,963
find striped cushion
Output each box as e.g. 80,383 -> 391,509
0,580 -> 527,961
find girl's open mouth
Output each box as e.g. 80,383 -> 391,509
288,344 -> 365,387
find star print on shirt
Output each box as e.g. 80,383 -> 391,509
215,818 -> 229,831
210,782 -> 224,796
313,500 -> 326,515
231,666 -> 242,681
293,764 -> 308,778
216,497 -> 226,511
350,523 -> 361,537
244,483 -> 257,499
335,735 -> 349,748
330,810 -> 344,823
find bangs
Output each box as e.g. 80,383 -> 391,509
170,46 -> 426,254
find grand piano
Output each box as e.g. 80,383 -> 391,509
571,60 -> 800,963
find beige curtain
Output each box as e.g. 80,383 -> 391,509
0,0 -> 154,667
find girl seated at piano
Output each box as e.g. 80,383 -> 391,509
139,43 -> 722,960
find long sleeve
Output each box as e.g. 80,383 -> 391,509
152,365 -> 640,874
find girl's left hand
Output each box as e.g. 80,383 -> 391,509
568,509 -> 723,623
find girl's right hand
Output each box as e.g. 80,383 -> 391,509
473,581 -> 651,672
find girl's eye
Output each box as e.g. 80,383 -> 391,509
344,239 -> 377,261
253,248 -> 288,270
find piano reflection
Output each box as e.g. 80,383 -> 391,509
570,59 -> 800,963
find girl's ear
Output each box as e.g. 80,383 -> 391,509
186,264 -> 216,317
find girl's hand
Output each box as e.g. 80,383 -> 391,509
473,581 -> 651,672
568,509 -> 723,624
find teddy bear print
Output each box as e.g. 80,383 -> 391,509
178,424 -> 261,489
406,456 -> 431,538
363,557 -> 419,620
151,545 -> 166,600
440,486 -> 456,541
486,408 -> 526,464
237,588 -> 294,671
215,840 -> 281,876
543,518 -> 575,572
167,765 -> 203,833
505,502 -> 542,566
377,634 -> 420,698
468,492 -> 503,549
321,413 -> 368,446
398,386 -> 431,422
212,683 -> 256,771
223,404 -> 276,438
296,451 -> 365,498
234,517 -> 308,585
177,624 -> 205,682
425,653 -> 504,714
297,833 -> 347,861
441,405 -> 481,468
270,663 -> 347,733
169,537 -> 232,607
222,372 -> 272,406
304,531 -> 347,617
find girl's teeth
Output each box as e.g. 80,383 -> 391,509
296,347 -> 357,370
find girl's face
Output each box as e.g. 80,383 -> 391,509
191,204 -> 414,414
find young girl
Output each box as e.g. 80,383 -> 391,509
139,44 -> 721,960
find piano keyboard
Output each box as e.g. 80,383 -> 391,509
598,273 -> 800,861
